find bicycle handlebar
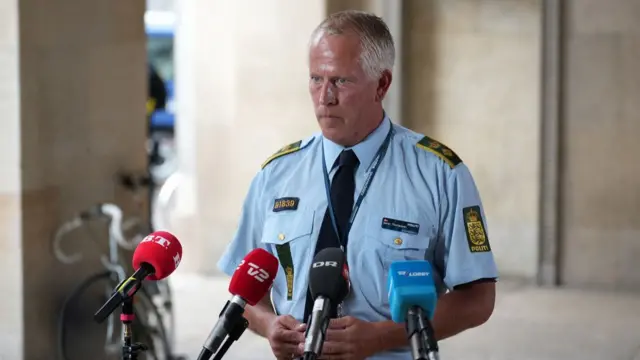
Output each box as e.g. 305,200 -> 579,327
100,203 -> 138,251
52,217 -> 85,264
52,203 -> 141,266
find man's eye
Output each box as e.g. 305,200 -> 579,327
335,78 -> 347,85
310,76 -> 322,83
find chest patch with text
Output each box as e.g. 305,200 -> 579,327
381,217 -> 420,235
273,197 -> 299,212
463,206 -> 491,253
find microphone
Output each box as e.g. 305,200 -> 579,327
387,260 -> 440,360
303,247 -> 350,360
197,248 -> 279,360
94,231 -> 182,323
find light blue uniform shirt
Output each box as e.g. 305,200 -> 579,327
217,116 -> 499,360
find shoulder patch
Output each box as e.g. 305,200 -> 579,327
463,206 -> 491,253
261,137 -> 314,169
416,136 -> 462,168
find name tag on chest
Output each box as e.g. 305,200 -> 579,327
381,217 -> 420,235
273,197 -> 299,212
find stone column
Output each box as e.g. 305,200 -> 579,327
403,0 -> 542,280
0,0 -> 24,357
0,0 -> 147,358
173,0 -> 328,274
559,0 -> 640,289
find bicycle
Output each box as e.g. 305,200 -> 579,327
53,202 -> 184,360
152,171 -> 183,232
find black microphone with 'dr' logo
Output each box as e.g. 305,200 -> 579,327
302,248 -> 350,360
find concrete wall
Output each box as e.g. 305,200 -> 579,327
0,0 -> 147,357
172,0 -> 326,274
0,0 -> 24,357
559,0 -> 640,290
404,0 -> 542,279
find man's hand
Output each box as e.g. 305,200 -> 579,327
267,315 -> 306,360
305,316 -> 380,360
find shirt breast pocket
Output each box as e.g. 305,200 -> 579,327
362,213 -> 434,306
366,214 -> 432,263
260,209 -> 316,307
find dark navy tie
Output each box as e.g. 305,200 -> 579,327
303,149 -> 359,323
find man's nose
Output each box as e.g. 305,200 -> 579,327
319,82 -> 337,106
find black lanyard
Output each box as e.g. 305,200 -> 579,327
320,124 -> 394,250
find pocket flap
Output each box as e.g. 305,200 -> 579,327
261,209 -> 315,245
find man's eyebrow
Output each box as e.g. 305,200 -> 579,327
308,73 -> 355,80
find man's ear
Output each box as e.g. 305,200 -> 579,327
375,70 -> 393,102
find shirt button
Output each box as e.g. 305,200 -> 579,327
278,233 -> 286,241
393,238 -> 403,245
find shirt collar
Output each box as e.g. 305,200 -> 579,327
322,114 -> 391,173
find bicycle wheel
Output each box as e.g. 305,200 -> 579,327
58,272 -> 173,360
132,286 -> 173,360
58,271 -> 121,360
142,279 -> 177,351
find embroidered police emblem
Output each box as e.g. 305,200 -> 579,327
463,206 -> 491,253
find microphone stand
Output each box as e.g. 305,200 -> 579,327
407,306 -> 440,360
121,297 -> 148,360
93,265 -> 156,359
211,316 -> 249,360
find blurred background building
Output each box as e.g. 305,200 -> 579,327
1,0 -> 639,359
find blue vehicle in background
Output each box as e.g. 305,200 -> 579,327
146,11 -> 176,133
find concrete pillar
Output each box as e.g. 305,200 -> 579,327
173,0 -> 328,274
0,0 -> 147,358
0,0 -> 24,357
403,0 -> 542,280
538,0 -> 564,286
559,0 -> 640,290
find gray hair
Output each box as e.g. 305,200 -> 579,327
309,10 -> 395,80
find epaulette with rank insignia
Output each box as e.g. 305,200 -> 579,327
416,136 -> 462,168
261,137 -> 314,169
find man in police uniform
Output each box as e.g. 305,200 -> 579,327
217,10 -> 498,360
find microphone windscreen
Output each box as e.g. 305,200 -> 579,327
132,231 -> 183,281
229,248 -> 279,306
308,247 -> 349,303
387,260 -> 438,323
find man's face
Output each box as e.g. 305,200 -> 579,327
308,31 -> 390,146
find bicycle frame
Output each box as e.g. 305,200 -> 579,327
152,171 -> 183,232
52,203 -> 144,355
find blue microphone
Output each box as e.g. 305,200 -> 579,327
387,260 -> 440,360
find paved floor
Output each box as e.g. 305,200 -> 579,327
169,273 -> 640,360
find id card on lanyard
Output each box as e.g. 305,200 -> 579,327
320,124 -> 395,251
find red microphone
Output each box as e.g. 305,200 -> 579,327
132,230 -> 183,280
94,231 -> 183,323
229,248 -> 279,305
197,248 -> 279,360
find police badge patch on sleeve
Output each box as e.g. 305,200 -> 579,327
462,206 -> 491,253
